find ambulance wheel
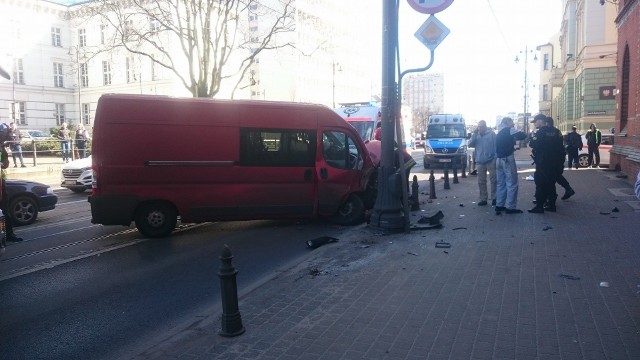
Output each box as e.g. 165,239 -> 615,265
135,201 -> 178,238
334,194 -> 365,225
578,154 -> 590,168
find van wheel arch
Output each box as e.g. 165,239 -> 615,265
333,194 -> 365,226
134,201 -> 178,238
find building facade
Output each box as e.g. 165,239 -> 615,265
0,0 -> 378,134
401,73 -> 445,135
611,0 -> 640,180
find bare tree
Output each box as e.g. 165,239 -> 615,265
83,0 -> 296,98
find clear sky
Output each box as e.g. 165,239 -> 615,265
395,0 -> 563,124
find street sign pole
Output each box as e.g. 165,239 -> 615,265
370,0 -> 405,232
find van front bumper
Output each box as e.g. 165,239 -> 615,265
423,154 -> 466,169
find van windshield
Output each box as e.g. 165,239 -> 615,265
348,121 -> 374,142
426,124 -> 466,139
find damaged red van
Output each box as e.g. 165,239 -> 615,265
89,94 -> 376,237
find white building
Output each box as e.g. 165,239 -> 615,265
0,0 -> 379,133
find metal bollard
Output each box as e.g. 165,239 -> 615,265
429,170 -> 437,199
453,168 -> 459,184
411,175 -> 420,211
218,245 -> 245,337
444,169 -> 450,189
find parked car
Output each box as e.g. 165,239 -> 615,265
5,179 -> 58,226
60,155 -> 93,193
577,134 -> 613,168
19,129 -> 52,143
412,135 -> 425,150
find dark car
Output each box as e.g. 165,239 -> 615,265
5,179 -> 58,226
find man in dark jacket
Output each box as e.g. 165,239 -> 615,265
565,125 -> 583,169
494,117 -> 526,214
585,123 -> 601,167
528,115 -> 565,213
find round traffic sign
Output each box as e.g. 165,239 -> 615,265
407,0 -> 454,14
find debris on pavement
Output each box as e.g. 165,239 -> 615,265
407,252 -> 419,256
558,274 -> 580,280
543,226 -> 553,231
306,236 -> 338,249
435,241 -> 451,248
612,207 -> 619,212
599,282 -> 609,287
599,211 -> 611,215
452,227 -> 467,230
418,210 -> 444,225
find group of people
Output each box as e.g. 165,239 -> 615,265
469,114 -> 583,214
57,122 -> 91,162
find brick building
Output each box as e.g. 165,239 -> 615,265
611,0 -> 640,181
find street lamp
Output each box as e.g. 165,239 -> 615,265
514,46 -> 537,140
332,61 -> 341,108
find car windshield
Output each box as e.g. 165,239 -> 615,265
426,124 -> 466,139
347,121 -> 374,142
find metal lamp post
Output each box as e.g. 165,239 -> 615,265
515,46 -> 537,140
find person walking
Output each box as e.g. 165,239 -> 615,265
8,122 -> 26,168
565,125 -> 582,169
75,124 -> 90,158
0,124 -> 23,242
528,114 -> 565,213
494,117 -> 526,214
468,120 -> 496,206
546,116 -> 575,201
585,123 -> 601,167
57,122 -> 71,163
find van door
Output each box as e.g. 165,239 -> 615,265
317,129 -> 365,215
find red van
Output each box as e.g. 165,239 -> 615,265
89,94 -> 376,237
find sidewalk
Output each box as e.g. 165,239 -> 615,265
3,155 -> 65,188
134,149 -> 640,360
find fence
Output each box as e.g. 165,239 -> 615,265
7,139 -> 91,166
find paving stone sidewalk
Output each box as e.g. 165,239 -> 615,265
134,157 -> 640,360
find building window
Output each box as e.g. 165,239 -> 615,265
124,19 -> 134,39
150,17 -> 160,32
102,61 -> 112,85
12,101 -> 26,125
55,103 -> 66,126
100,24 -> 107,44
53,62 -> 64,87
80,63 -> 89,87
13,58 -> 24,84
126,57 -> 136,83
82,103 -> 91,125
543,53 -> 549,70
542,84 -> 549,101
79,28 -> 87,47
51,27 -> 61,47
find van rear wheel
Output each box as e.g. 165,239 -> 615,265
333,194 -> 365,226
135,201 -> 178,238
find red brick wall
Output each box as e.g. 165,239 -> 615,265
612,0 -> 640,186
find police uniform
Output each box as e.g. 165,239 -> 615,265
529,124 -> 564,211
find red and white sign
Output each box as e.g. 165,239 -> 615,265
407,0 -> 454,14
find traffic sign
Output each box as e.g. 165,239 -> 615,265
414,15 -> 450,51
407,0 -> 454,14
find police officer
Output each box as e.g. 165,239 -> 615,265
528,114 -> 565,213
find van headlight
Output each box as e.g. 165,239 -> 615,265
457,145 -> 467,154
424,145 -> 434,154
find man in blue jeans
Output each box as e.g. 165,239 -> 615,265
494,117 -> 526,214
468,120 -> 496,206
57,122 -> 71,162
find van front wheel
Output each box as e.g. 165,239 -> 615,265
135,201 -> 178,238
333,194 -> 365,226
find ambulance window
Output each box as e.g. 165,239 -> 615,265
240,128 -> 316,167
323,131 -> 361,170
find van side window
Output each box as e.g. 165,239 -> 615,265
323,131 -> 361,170
240,129 -> 316,167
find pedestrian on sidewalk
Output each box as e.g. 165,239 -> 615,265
8,122 -> 26,168
57,122 -> 71,163
528,115 -> 565,213
586,123 -> 601,167
468,120 -> 496,206
75,124 -> 91,158
546,116 -> 575,201
565,125 -> 583,169
0,124 -> 23,242
494,117 -> 526,214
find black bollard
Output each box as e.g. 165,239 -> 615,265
429,170 -> 437,199
411,175 -> 420,211
218,245 -> 245,337
444,169 -> 450,189
453,168 -> 459,184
